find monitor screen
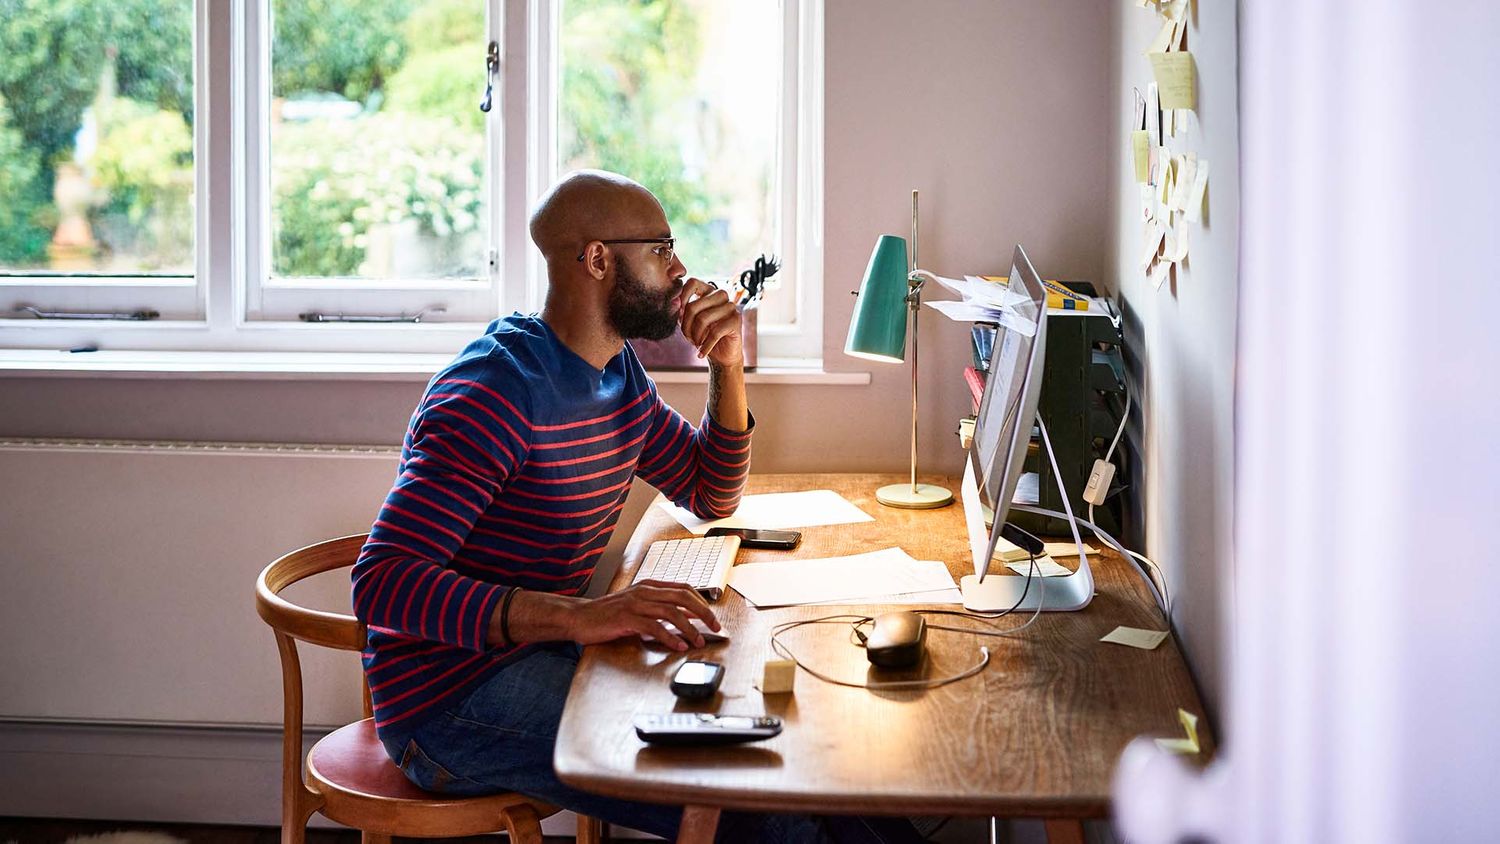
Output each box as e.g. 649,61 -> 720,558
964,245 -> 1047,577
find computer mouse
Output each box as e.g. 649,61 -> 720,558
865,611 -> 926,668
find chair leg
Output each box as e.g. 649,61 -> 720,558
576,814 -> 606,844
360,834 -> 393,844
280,788 -> 321,844
502,802 -> 545,844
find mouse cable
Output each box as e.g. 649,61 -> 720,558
767,548 -> 1047,693
768,614 -> 992,691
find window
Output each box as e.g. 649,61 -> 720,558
0,0 -> 822,361
0,0 -> 202,320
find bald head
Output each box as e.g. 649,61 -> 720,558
529,170 -> 666,263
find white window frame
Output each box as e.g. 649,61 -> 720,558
1,0 -> 823,363
0,0 -> 211,328
239,0 -> 504,329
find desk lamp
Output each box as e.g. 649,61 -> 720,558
844,191 -> 954,509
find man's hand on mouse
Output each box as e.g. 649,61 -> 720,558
676,277 -> 744,367
567,579 -> 720,651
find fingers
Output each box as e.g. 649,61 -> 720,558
693,317 -> 738,360
634,581 -> 720,630
678,282 -> 739,358
640,600 -> 706,649
634,617 -> 691,651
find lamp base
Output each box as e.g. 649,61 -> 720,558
875,482 -> 954,509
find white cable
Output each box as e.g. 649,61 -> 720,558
1089,387 -> 1172,615
769,614 -> 995,691
1015,503 -> 1169,615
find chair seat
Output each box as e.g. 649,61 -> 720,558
308,719 -> 438,801
307,719 -> 550,836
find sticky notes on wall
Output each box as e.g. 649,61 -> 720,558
1147,19 -> 1177,54
1149,51 -> 1197,110
1132,131 -> 1150,183
1184,159 -> 1211,222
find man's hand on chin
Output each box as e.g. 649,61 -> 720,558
677,277 -> 744,368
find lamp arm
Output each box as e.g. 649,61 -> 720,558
908,268 -> 940,300
903,269 -> 940,493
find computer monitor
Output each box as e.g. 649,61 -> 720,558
959,245 -> 1095,612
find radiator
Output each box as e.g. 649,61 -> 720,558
0,438 -> 403,729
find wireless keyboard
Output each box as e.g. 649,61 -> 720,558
631,534 -> 741,600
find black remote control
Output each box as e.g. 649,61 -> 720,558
633,713 -> 783,746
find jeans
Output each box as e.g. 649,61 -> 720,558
377,642 -> 925,843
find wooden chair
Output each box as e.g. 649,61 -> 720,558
256,533 -> 605,844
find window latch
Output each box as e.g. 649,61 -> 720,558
480,41 -> 500,113
298,307 -> 447,324
17,305 -> 160,321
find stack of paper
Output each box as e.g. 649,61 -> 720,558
727,547 -> 960,608
658,489 -> 874,535
923,275 -> 1036,337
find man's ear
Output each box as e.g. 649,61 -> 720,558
582,243 -> 610,280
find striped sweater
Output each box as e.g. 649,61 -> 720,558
351,314 -> 752,734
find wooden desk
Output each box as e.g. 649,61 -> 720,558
555,474 -> 1211,843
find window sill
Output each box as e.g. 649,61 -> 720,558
0,349 -> 872,385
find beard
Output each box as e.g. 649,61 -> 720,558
607,256 -> 680,341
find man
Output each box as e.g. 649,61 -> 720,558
352,171 -> 924,842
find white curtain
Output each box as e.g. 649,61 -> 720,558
1116,2 -> 1500,841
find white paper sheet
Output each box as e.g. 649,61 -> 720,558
924,300 -> 1037,338
727,549 -> 959,608
658,489 -> 874,534
808,587 -> 965,606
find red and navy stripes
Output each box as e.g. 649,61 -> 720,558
351,316 -> 751,733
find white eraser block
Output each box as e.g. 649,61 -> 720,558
759,659 -> 796,694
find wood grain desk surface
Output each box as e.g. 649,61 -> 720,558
554,473 -> 1211,818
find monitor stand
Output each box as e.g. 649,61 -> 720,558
958,459 -> 1095,613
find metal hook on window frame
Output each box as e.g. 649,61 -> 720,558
480,41 -> 499,113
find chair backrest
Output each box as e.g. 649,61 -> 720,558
256,533 -> 369,651
256,531 -> 373,792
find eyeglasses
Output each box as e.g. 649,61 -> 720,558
576,237 -> 676,263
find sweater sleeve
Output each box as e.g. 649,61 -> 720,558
351,362 -> 532,651
633,384 -> 753,520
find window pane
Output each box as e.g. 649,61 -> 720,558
558,0 -> 780,284
0,1 -> 195,277
269,0 -> 488,282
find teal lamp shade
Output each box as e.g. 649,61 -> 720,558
844,235 -> 909,363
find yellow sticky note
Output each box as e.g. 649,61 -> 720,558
1140,223 -> 1164,269
1149,51 -> 1196,110
1155,707 -> 1201,754
1146,19 -> 1176,54
1100,626 -> 1170,650
1042,541 -> 1096,558
990,536 -> 1033,563
1170,222 -> 1190,262
1006,558 -> 1073,577
1184,159 -> 1210,222
1149,257 -> 1171,289
1169,154 -> 1196,211
1131,131 -> 1150,183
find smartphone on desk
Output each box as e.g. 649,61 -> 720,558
705,527 -> 801,550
